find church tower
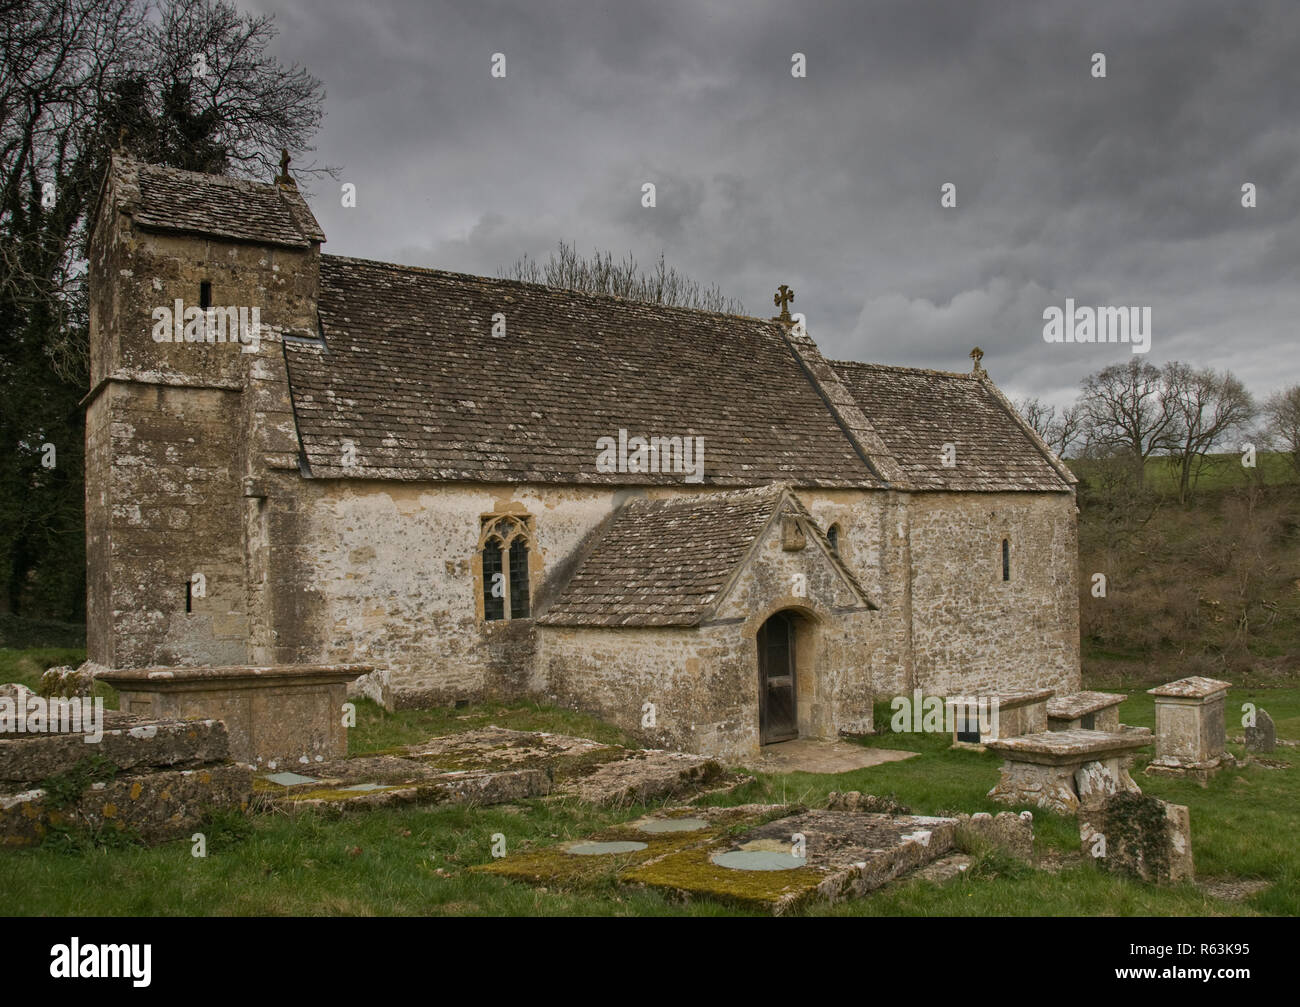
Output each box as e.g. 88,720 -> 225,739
84,151 -> 324,668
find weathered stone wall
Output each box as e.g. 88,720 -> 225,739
282,482 -> 618,704
85,383 -> 248,667
903,491 -> 1080,698
84,162 -> 318,668
536,504 -> 878,762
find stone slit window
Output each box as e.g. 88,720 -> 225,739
199,280 -> 212,310
1002,538 -> 1010,582
826,523 -> 840,554
479,515 -> 533,621
185,579 -> 193,613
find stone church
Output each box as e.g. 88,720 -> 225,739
84,154 -> 1081,762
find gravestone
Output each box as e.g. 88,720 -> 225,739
1079,792 -> 1193,885
1244,709 -> 1276,753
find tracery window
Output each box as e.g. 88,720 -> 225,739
479,515 -> 532,621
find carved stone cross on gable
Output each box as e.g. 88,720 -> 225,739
774,284 -> 795,322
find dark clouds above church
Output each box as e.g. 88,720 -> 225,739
249,0 -> 1300,408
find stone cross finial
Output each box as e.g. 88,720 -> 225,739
970,346 -> 985,375
774,284 -> 795,322
275,148 -> 295,187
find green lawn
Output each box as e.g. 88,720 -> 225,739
4,670 -> 1296,916
1067,450 -> 1298,494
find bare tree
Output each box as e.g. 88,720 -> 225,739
500,240 -> 745,314
1161,362 -> 1256,504
1078,359 -> 1178,488
0,0 -> 327,620
1262,385 -> 1300,478
1014,395 -> 1083,458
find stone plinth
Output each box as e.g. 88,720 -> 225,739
947,688 -> 1053,749
1146,676 -> 1231,783
97,665 -> 369,768
1047,691 -> 1126,732
985,729 -> 1150,815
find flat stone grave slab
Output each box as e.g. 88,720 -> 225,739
626,811 -> 960,914
256,727 -> 750,812
474,804 -> 796,887
746,738 -> 918,774
0,710 -> 250,846
479,805 -> 960,915
0,711 -> 232,781
1047,691 -> 1126,732
986,729 -> 1150,815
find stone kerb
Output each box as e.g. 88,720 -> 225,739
96,664 -> 370,768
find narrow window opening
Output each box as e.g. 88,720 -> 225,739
1001,538 -> 1010,582
185,579 -> 193,613
826,523 -> 840,554
199,281 -> 212,309
482,537 -> 505,621
509,537 -> 530,618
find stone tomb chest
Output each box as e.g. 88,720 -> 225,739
97,664 -> 369,768
1146,676 -> 1231,782
1047,691 -> 1126,732
985,729 -> 1150,815
947,688 -> 1053,749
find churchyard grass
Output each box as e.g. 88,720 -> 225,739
3,663 -> 1296,916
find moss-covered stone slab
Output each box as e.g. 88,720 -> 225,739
0,713 -> 232,781
274,727 -> 749,814
0,764 -> 251,846
472,804 -> 794,887
624,811 -> 959,915
254,764 -> 548,813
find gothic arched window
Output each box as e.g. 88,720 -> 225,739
479,515 -> 532,621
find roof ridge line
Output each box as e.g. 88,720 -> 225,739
321,253 -> 769,324
775,327 -> 907,488
831,359 -> 972,379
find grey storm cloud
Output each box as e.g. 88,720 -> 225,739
249,0 -> 1300,407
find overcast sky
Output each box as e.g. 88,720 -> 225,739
247,0 -> 1300,409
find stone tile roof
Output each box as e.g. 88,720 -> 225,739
829,361 -> 1074,492
122,157 -> 325,248
538,485 -> 871,627
284,256 -> 885,486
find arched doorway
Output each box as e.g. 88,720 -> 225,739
757,610 -> 799,745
